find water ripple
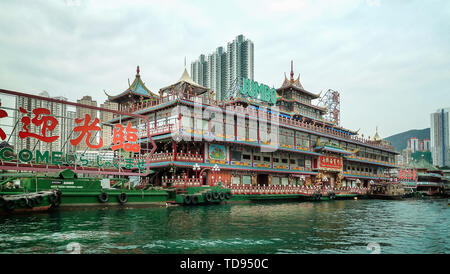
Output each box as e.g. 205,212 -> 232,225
0,198 -> 448,254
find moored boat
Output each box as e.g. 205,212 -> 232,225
368,181 -> 405,200
0,190 -> 61,214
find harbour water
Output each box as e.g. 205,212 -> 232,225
0,199 -> 448,254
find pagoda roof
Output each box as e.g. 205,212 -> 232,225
159,68 -> 210,96
277,61 -> 320,99
407,156 -> 439,171
105,66 -> 159,102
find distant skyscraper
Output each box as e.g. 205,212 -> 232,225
407,137 -> 419,153
191,35 -> 254,101
76,95 -> 98,152
12,91 -> 74,154
423,139 -> 431,152
431,108 -> 450,167
100,100 -> 118,149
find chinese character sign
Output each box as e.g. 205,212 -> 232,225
398,169 -> 416,181
111,121 -> 141,153
0,107 -> 142,152
70,113 -> 103,149
18,107 -> 59,143
0,108 -> 7,140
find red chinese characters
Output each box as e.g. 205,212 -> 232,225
111,122 -> 140,153
318,155 -> 342,170
70,113 -> 103,149
18,107 -> 59,143
398,169 -> 417,181
0,108 -> 7,140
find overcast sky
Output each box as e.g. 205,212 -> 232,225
0,0 -> 449,138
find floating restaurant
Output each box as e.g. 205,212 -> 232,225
104,63 -> 398,201
0,62 -> 402,211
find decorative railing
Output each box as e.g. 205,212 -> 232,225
145,124 -> 176,137
161,178 -> 202,188
343,171 -> 391,178
346,155 -> 395,166
136,152 -> 203,163
118,93 -> 218,115
227,184 -> 368,195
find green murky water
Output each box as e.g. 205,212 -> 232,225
0,199 -> 448,254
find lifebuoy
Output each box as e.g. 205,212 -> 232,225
191,195 -> 199,205
212,192 -> 220,200
184,195 -> 192,205
329,193 -> 336,200
98,192 -> 109,203
204,192 -> 212,202
118,192 -> 128,204
225,191 -> 232,200
218,192 -> 225,201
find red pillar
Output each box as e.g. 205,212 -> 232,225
173,141 -> 177,161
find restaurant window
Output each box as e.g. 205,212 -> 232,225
253,155 -> 261,161
231,176 -> 241,185
272,176 -> 280,185
263,157 -> 271,162
242,154 -> 251,160
281,159 -> 288,164
242,176 -> 251,185
231,150 -> 241,161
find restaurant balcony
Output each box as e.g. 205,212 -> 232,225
231,106 -> 395,151
227,184 -> 369,196
136,152 -> 204,163
138,124 -> 177,137
118,93 -> 217,115
161,178 -> 202,188
116,92 -> 395,152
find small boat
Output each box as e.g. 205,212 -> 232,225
415,173 -> 445,197
368,182 -> 405,200
0,190 -> 61,214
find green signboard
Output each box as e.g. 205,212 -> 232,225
0,147 -> 146,170
240,77 -> 277,105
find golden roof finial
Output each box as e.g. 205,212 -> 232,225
373,126 -> 381,141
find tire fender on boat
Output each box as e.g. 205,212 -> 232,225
118,192 -> 128,204
204,192 -> 212,202
98,192 -> 109,203
184,195 -> 192,205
